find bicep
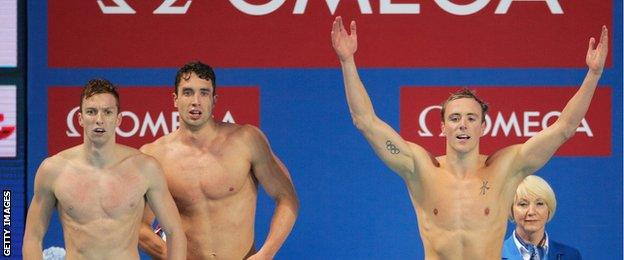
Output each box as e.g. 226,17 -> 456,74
24,170 -> 57,238
516,123 -> 568,174
144,163 -> 180,232
360,116 -> 429,178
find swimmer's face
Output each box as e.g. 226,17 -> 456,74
174,72 -> 216,129
441,98 -> 485,154
512,195 -> 549,237
78,93 -> 121,145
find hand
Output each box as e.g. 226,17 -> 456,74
331,16 -> 358,62
586,25 -> 608,75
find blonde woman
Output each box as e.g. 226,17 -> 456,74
502,175 -> 581,260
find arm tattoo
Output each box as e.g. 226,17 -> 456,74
385,140 -> 400,154
480,179 -> 491,195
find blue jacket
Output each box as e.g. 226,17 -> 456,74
502,233 -> 582,260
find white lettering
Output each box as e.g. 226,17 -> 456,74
295,0 -> 372,15
417,108 -> 593,138
140,112 -> 169,137
229,0 -> 286,16
97,0 -> 136,14
523,111 -> 540,137
495,0 -> 563,14
66,107 -> 81,137
418,105 -> 441,137
222,111 -> 236,123
434,0 -> 490,16
380,0 -> 419,14
577,119 -> 593,137
153,0 -> 193,14
490,112 -> 521,137
116,111 -> 140,138
65,110 -> 240,138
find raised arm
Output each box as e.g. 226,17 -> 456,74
244,126 -> 298,260
143,157 -> 186,260
22,159 -> 57,260
331,16 -> 429,178
513,26 -> 609,176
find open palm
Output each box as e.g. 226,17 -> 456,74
331,16 -> 358,62
586,26 -> 609,75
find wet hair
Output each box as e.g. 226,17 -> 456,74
440,88 -> 488,122
80,78 -> 120,112
174,61 -> 216,95
510,175 -> 557,223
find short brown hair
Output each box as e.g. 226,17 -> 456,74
440,88 -> 488,122
80,78 -> 120,112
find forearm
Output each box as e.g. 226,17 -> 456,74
138,227 -> 168,259
21,239 -> 43,260
556,70 -> 602,137
340,58 -> 376,128
165,229 -> 187,260
257,197 -> 299,258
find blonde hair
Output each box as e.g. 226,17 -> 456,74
510,175 -> 557,222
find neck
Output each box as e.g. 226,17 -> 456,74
516,228 -> 546,246
82,140 -> 116,168
178,119 -> 218,146
444,148 -> 481,176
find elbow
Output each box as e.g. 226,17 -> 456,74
351,114 -> 374,131
277,193 -> 300,217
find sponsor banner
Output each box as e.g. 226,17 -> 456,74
48,86 -> 259,155
48,1 -> 611,68
0,85 -> 16,157
0,0 -> 17,67
400,86 -> 611,156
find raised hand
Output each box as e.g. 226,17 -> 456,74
586,26 -> 608,75
331,16 -> 357,62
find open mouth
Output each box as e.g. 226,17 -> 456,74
189,109 -> 202,119
456,134 -> 470,140
94,128 -> 106,134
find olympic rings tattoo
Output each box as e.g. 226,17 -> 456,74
385,140 -> 400,154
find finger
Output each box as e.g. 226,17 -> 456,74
587,37 -> 595,52
337,16 -> 344,32
350,20 -> 357,38
600,25 -> 608,51
332,16 -> 341,33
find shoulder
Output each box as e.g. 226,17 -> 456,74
550,239 -> 582,258
486,144 -> 522,166
139,134 -> 171,155
223,123 -> 266,143
116,145 -> 161,170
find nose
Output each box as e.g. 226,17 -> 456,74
527,204 -> 537,216
459,118 -> 467,130
95,112 -> 104,125
191,93 -> 200,105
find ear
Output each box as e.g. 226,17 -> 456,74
440,121 -> 446,136
481,121 -> 486,135
78,111 -> 84,127
173,92 -> 178,108
116,111 -> 122,127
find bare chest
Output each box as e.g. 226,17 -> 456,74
54,169 -> 147,223
160,150 -> 254,207
411,170 -> 512,231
